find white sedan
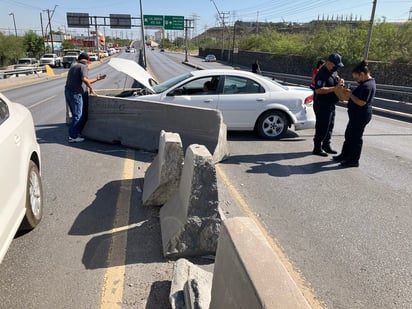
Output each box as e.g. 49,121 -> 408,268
0,92 -> 43,264
109,59 -> 315,139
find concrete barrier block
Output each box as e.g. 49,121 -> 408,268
209,217 -> 311,309
142,130 -> 184,206
169,258 -> 213,309
160,144 -> 221,258
82,95 -> 229,162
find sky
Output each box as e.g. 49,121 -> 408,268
1,0 -> 411,38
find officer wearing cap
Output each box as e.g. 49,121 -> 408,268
312,53 -> 344,156
64,52 -> 106,143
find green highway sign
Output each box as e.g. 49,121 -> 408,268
143,15 -> 164,27
164,15 -> 184,30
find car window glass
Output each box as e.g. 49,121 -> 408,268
223,76 -> 265,94
175,76 -> 220,95
0,98 -> 10,126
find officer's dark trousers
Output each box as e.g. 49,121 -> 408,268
340,109 -> 372,163
313,103 -> 335,149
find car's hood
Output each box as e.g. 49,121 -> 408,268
108,58 -> 155,92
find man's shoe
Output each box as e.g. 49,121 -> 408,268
339,160 -> 359,168
312,149 -> 328,157
68,136 -> 85,143
332,154 -> 346,162
322,145 -> 338,154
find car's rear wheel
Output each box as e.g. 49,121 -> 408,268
20,161 -> 43,230
256,110 -> 289,139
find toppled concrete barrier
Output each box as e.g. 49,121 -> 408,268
160,144 -> 221,258
82,94 -> 229,162
142,130 -> 184,206
209,217 -> 311,309
169,258 -> 213,309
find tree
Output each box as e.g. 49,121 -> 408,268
0,33 -> 24,66
23,31 -> 44,59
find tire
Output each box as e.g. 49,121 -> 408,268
20,161 -> 43,230
256,110 -> 289,139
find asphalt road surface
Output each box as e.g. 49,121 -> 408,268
0,48 -> 411,309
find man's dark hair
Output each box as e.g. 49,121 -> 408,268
352,60 -> 370,74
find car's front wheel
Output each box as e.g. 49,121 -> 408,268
20,161 -> 43,230
256,110 -> 289,139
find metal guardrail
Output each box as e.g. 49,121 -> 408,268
261,71 -> 412,121
262,71 -> 412,103
0,66 -> 47,79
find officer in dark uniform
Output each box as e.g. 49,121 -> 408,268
312,53 -> 344,156
333,60 -> 376,167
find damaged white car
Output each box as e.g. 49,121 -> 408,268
108,58 -> 315,139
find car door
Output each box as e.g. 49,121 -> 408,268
0,97 -> 26,261
160,76 -> 220,110
217,75 -> 270,129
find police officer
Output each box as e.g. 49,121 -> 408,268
333,60 -> 376,167
312,53 -> 344,156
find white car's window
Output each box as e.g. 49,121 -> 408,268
0,98 -> 10,126
153,72 -> 193,93
175,76 -> 220,95
223,76 -> 265,94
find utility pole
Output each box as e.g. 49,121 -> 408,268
363,0 -> 377,61
44,5 -> 58,54
210,0 -> 231,61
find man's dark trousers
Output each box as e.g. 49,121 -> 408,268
313,103 -> 335,149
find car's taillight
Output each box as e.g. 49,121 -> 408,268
304,94 -> 313,106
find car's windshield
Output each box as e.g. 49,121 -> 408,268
153,72 -> 193,93
18,59 -> 30,64
43,55 -> 53,58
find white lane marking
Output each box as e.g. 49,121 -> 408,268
28,95 -> 58,109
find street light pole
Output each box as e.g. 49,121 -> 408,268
364,0 -> 378,61
9,12 -> 17,37
139,0 -> 146,68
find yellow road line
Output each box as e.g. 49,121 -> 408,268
215,164 -> 324,309
100,149 -> 135,309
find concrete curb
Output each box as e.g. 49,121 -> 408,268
209,217 -> 311,309
142,130 -> 184,206
159,144 -> 222,258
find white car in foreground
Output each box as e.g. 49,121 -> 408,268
109,58 -> 315,139
0,93 -> 43,264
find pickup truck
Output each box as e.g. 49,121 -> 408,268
39,54 -> 61,67
62,52 -> 79,68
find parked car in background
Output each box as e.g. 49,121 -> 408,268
107,48 -> 116,56
99,50 -> 108,58
108,59 -> 315,139
126,47 -> 136,53
39,53 -> 61,67
0,92 -> 43,264
88,53 -> 98,61
14,58 -> 39,69
205,54 -> 217,62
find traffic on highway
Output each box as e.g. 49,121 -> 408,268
1,48 -> 411,308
